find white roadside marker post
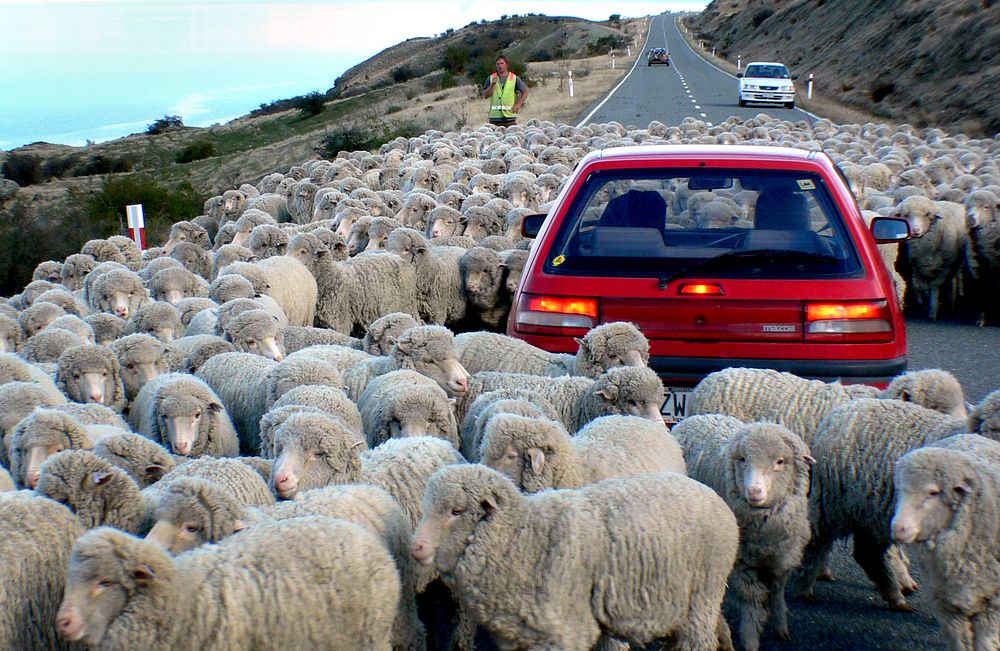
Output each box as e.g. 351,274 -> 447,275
808,73 -> 814,100
568,70 -> 574,97
126,204 -> 146,251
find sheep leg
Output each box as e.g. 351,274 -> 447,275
732,567 -> 768,651
593,635 -> 630,651
671,582 -> 728,651
887,545 -> 919,595
927,284 -> 941,320
768,572 -> 792,641
716,611 -> 735,651
971,606 -> 1000,651
851,532 -> 910,611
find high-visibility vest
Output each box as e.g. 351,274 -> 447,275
489,72 -> 518,119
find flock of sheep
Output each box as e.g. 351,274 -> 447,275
0,113 -> 998,651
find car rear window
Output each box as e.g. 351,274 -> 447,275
745,65 -> 789,79
543,168 -> 864,280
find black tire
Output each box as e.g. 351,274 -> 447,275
647,62 -> 651,66
738,99 -> 747,108
785,101 -> 795,109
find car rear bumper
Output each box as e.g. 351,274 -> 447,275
649,355 -> 907,386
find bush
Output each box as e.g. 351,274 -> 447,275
293,91 -> 327,118
314,119 -> 425,159
440,71 -> 458,89
84,175 -> 205,247
2,153 -> 42,186
74,154 -> 133,177
871,83 -> 895,103
585,35 -> 629,56
443,44 -> 470,74
146,115 -> 184,135
392,66 -> 418,83
751,9 -> 774,28
175,141 -> 217,164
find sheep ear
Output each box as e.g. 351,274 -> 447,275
131,563 -> 157,586
481,492 -> 499,512
232,519 -> 250,532
899,390 -> 912,402
527,447 -> 546,474
207,402 -> 223,413
84,471 -> 113,490
803,453 -> 817,466
953,476 -> 974,496
143,464 -> 168,484
595,387 -> 615,400
573,337 -> 585,348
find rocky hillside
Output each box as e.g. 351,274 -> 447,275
688,0 -> 1000,136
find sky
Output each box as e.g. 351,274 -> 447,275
0,0 -> 707,149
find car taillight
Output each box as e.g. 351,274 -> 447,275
513,293 -> 598,334
805,300 -> 894,342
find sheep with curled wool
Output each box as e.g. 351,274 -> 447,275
60,254 -> 97,291
459,389 -> 561,462
456,321 -> 649,379
147,266 -> 208,305
108,333 -> 171,405
46,314 -> 95,345
123,301 -> 183,343
797,393 -> 1000,610
56,518 -> 399,650
890,447 -> 1000,651
219,307 -> 285,360
145,478 -> 425,651
411,464 -> 738,651
673,415 -> 813,651
358,369 -> 459,449
37,451 -> 274,534
386,227 -> 468,327
478,413 -> 684,493
168,241 -> 212,279
162,220 -> 210,254
55,344 -> 127,412
25,328 -> 85,364
92,430 -> 178,489
0,492 -> 84,651
128,372 -> 238,458
246,222 -> 289,259
259,391 -> 363,459
456,365 -> 664,433
287,231 -> 420,335
195,351 -> 276,455
87,267 -> 149,319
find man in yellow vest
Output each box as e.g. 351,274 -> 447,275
482,55 -> 528,127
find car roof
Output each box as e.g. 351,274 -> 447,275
746,61 -> 788,68
581,144 -> 827,166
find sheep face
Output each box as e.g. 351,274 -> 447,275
394,330 -> 469,398
119,352 -> 169,400
148,479 -> 243,554
156,395 -> 219,456
93,278 -> 147,319
725,429 -> 802,508
334,209 -> 364,239
575,324 -> 650,377
412,465 -> 509,571
890,448 -> 972,544
62,363 -> 118,406
384,387 -> 456,440
270,416 -> 361,499
0,317 -> 19,353
14,416 -> 78,489
590,367 -> 664,422
427,208 -> 464,238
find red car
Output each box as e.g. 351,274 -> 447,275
508,145 -> 911,421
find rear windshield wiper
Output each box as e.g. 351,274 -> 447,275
657,249 -> 841,288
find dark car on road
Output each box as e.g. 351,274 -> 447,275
509,145 -> 912,421
647,48 -> 670,66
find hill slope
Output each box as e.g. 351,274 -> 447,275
688,0 -> 1000,135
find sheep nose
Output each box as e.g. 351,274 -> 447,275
26,471 -> 40,489
891,520 -> 917,544
174,440 -> 192,455
746,484 -> 766,504
56,605 -> 83,640
115,306 -> 129,318
88,392 -> 104,403
431,229 -> 441,237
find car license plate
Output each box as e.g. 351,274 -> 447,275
661,387 -> 693,423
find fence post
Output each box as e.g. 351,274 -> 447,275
612,54 -> 616,69
737,55 -> 742,70
568,70 -> 574,97
807,73 -> 814,99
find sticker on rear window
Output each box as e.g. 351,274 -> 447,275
552,255 -> 566,266
797,179 -> 816,190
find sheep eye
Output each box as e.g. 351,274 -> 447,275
775,458 -> 785,466
126,363 -> 135,370
738,456 -> 747,464
928,488 -> 941,496
450,507 -> 464,516
101,370 -> 108,377
184,524 -> 201,534
73,373 -> 81,379
246,340 -> 255,346
96,579 -> 113,590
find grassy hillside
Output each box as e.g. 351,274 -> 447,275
688,0 -> 1000,136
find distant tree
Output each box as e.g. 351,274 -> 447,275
293,91 -> 327,118
146,115 -> 184,135
609,13 -> 621,23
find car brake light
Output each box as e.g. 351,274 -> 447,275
514,293 -> 598,334
679,283 -> 724,296
805,301 -> 894,342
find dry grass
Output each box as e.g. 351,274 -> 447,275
675,16 -> 894,127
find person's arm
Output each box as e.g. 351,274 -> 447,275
513,77 -> 529,113
482,73 -> 497,99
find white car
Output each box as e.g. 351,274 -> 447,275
737,62 -> 797,109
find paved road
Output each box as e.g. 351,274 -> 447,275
578,13 -> 809,128
572,13 -> 1000,651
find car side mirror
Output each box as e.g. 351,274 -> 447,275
791,75 -> 799,80
736,73 -> 744,78
870,217 -> 910,243
522,213 -> 547,238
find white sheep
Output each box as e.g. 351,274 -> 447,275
386,227 -> 468,327
411,464 -> 739,650
56,518 -> 400,650
672,415 -> 814,651
357,369 -> 459,449
964,189 -> 1000,326
890,447 -> 1000,651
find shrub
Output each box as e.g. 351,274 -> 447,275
175,141 -> 218,164
751,9 -> 774,28
74,155 -> 133,177
443,44 -> 470,74
146,115 -> 184,135
585,35 -> 629,56
314,118 -> 425,159
84,175 -> 205,247
392,66 -> 418,83
2,153 -> 42,187
293,91 -> 327,118
872,82 -> 895,103
440,72 -> 458,89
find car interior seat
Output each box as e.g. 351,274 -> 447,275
753,189 -> 811,230
598,189 -> 668,235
